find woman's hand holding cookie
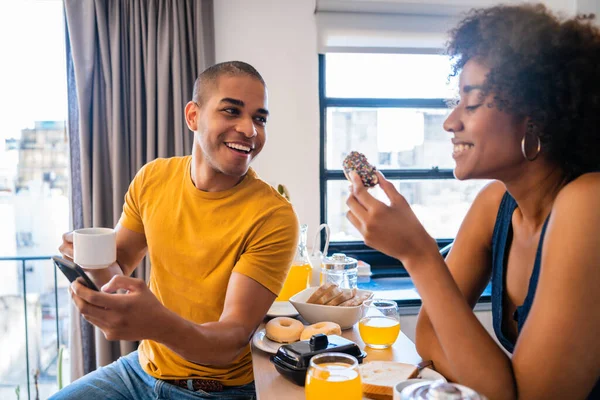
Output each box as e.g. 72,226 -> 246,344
346,169 -> 437,265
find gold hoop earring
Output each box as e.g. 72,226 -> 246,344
521,135 -> 541,161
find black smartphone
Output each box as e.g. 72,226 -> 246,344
52,256 -> 100,291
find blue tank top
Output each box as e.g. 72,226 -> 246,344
491,192 -> 600,399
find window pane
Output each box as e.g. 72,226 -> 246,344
0,0 -> 71,397
326,179 -> 489,241
325,53 -> 456,99
326,107 -> 454,170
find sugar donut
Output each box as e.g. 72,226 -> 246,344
343,151 -> 378,187
265,317 -> 304,343
300,321 -> 342,341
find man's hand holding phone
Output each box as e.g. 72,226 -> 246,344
58,229 -> 167,341
69,275 -> 170,342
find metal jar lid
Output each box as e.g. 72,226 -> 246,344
401,381 -> 486,400
322,253 -> 358,271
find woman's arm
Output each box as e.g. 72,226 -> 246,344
347,171 -> 600,399
507,174 -> 600,399
415,181 -> 504,381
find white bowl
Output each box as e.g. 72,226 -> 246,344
289,287 -> 374,329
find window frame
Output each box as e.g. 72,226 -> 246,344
318,53 -> 455,274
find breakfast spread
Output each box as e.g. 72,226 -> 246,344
306,283 -> 371,307
299,321 -> 342,341
343,151 -> 378,187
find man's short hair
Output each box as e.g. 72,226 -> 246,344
192,61 -> 266,105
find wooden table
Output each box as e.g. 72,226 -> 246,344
251,322 -> 423,400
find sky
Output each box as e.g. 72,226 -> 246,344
0,0 -> 67,141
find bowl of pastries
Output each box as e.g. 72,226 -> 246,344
289,283 -> 373,329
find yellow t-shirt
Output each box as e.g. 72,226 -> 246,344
118,156 -> 299,385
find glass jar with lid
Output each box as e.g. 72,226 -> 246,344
321,253 -> 358,289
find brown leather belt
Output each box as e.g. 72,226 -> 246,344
170,379 -> 224,392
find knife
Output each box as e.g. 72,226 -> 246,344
415,360 -> 434,377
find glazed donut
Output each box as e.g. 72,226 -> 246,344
265,317 -> 304,343
300,321 -> 342,341
343,151 -> 378,187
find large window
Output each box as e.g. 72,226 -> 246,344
320,53 -> 487,267
0,1 -> 71,398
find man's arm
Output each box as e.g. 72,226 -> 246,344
70,201 -> 298,366
114,223 -> 148,276
154,271 -> 276,366
71,270 -> 277,367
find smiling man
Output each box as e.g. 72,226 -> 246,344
51,61 -> 299,400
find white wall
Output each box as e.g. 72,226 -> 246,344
214,0 -> 321,240
316,0 -> 576,15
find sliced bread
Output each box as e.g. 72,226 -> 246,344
359,361 -> 418,400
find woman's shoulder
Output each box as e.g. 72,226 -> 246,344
546,172 -> 600,257
554,172 -> 600,210
469,180 -> 507,216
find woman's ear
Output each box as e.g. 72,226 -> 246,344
184,101 -> 199,131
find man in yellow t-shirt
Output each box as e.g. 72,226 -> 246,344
52,61 -> 299,400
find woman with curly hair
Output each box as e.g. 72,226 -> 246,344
346,4 -> 600,399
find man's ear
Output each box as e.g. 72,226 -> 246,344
185,101 -> 199,131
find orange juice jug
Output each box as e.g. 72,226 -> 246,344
276,224 -> 310,301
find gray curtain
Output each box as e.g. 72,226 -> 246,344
64,0 -> 215,380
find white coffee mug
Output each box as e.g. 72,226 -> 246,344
73,227 -> 116,269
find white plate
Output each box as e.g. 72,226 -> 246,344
252,328 -> 291,354
267,301 -> 299,318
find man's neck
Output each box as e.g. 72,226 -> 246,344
190,146 -> 246,192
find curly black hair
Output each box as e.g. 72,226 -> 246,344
447,4 -> 600,180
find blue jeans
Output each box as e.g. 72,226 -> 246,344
49,351 -> 256,400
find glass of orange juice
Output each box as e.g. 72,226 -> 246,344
305,353 -> 362,400
358,299 -> 400,349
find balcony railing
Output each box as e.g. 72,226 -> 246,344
0,255 -> 64,400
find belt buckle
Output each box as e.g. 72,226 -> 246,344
174,379 -> 224,393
